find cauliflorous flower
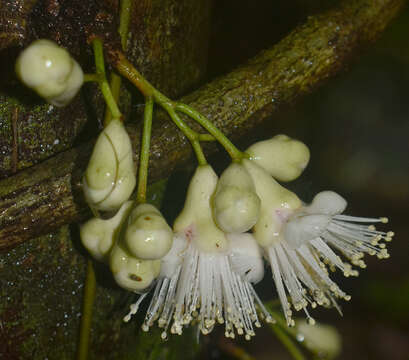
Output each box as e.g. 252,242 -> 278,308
83,118 -> 136,211
244,159 -> 393,326
15,39 -> 84,107
124,165 -> 273,339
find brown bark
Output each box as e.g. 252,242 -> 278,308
0,0 -> 211,178
0,0 -> 406,250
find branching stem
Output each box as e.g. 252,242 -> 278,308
104,0 -> 132,124
113,50 -> 244,162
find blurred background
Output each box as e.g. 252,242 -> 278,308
203,1 -> 409,359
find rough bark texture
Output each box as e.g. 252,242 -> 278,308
0,0 -> 211,178
0,225 -> 200,359
0,1 -> 211,358
0,0 -> 405,251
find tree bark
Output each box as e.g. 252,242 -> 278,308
0,0 -> 211,178
0,0 -> 405,251
0,1 -> 211,359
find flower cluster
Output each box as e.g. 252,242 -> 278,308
15,37 -> 393,345
81,133 -> 392,340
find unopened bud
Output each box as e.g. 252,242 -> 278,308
83,119 -> 136,211
246,134 -> 310,182
212,163 -> 260,233
80,201 -> 133,261
15,39 -> 83,106
124,204 -> 173,260
110,244 -> 160,292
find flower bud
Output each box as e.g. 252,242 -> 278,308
295,320 -> 341,359
110,243 -> 161,292
228,233 -> 264,284
83,119 -> 136,211
242,159 -> 302,247
306,191 -> 347,215
212,163 -> 260,233
80,201 -> 133,261
15,39 -> 83,107
246,134 -> 310,182
124,204 -> 173,260
174,165 -> 229,253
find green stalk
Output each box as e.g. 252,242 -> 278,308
118,0 -> 132,49
165,107 -> 207,165
76,260 -> 96,360
113,51 -> 243,162
92,38 -> 122,122
104,0 -> 132,125
83,73 -> 102,82
136,97 -> 154,203
175,103 -> 243,162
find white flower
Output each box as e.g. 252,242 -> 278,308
123,165 -> 273,339
212,162 -> 260,233
83,118 -> 136,211
244,159 -> 393,326
246,134 -> 310,182
15,39 -> 84,107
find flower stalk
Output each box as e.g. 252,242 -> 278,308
77,2 -> 133,359
76,260 -> 96,360
92,38 -> 122,123
136,97 -> 154,203
112,50 -> 244,162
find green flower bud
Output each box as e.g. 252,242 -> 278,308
124,204 -> 173,260
80,201 -> 133,261
83,119 -> 136,211
212,163 -> 260,233
246,134 -> 310,182
15,39 -> 83,107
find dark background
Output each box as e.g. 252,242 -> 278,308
202,1 -> 409,359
